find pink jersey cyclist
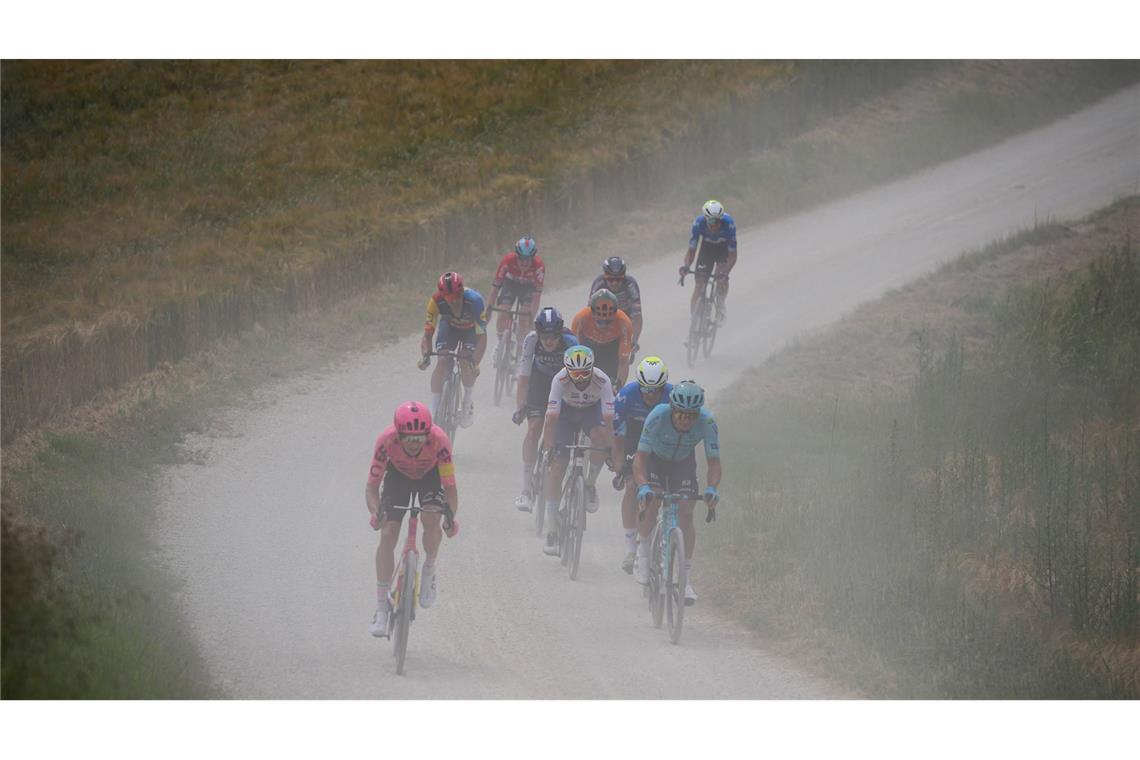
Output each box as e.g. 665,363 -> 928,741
368,424 -> 456,490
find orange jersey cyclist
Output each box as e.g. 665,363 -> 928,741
540,345 -> 614,555
589,256 -> 643,353
419,271 -> 488,429
488,237 -> 545,358
366,401 -> 460,636
571,289 -> 635,390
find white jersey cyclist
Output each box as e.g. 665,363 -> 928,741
547,366 -> 616,415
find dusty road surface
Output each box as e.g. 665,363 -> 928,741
157,86 -> 1139,698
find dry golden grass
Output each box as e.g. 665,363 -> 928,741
2,61 -> 792,347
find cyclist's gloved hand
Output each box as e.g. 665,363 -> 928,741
704,485 -> 720,506
678,265 -> 689,277
637,484 -> 655,504
369,512 -> 381,531
417,355 -> 431,371
444,516 -> 460,538
511,409 -> 526,426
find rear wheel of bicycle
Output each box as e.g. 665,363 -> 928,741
648,522 -> 664,629
568,474 -> 586,581
665,528 -> 687,644
393,555 -> 415,674
493,348 -> 508,407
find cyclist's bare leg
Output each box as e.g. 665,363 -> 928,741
637,498 -> 662,541
523,417 -> 542,470
621,485 -> 639,532
586,425 -> 612,485
377,518 -> 401,583
420,510 -> 443,565
544,456 -> 570,504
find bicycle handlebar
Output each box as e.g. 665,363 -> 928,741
678,268 -> 730,287
488,306 -> 525,316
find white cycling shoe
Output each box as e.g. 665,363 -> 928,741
621,551 -> 636,575
419,569 -> 437,608
369,604 -> 390,637
684,582 -> 697,606
459,401 -> 475,428
514,492 -> 532,512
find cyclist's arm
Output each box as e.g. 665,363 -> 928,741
422,297 -> 440,354
600,373 -> 616,421
633,450 -> 650,488
366,438 -> 389,517
683,219 -> 703,269
616,314 -> 634,386
705,457 -> 722,491
542,378 -> 564,448
444,483 -> 459,518
627,279 -> 643,343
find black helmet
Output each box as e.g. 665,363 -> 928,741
534,306 -> 564,334
602,256 -> 626,277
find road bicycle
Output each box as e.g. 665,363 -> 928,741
679,267 -> 729,368
384,493 -> 455,675
421,348 -> 464,441
552,436 -> 610,581
642,491 -> 690,644
489,306 -> 524,407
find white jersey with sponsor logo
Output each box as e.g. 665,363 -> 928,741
547,367 -> 615,416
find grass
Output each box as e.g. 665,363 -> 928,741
705,199 -> 1140,698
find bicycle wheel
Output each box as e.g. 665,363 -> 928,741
702,299 -> 718,359
558,480 -> 575,566
393,554 -> 416,674
442,371 -> 460,442
532,457 -> 546,537
686,304 -> 703,367
665,527 -> 687,644
568,474 -> 586,581
493,347 -> 508,407
648,521 -> 664,629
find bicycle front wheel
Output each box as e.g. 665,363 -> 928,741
702,299 -> 718,359
532,458 -> 546,537
648,521 -> 664,629
393,554 -> 416,674
568,475 -> 586,581
665,527 -> 687,644
686,304 -> 703,367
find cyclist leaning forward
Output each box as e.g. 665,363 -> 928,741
511,306 -> 579,511
488,236 -> 545,359
419,272 -> 488,428
634,380 -> 721,605
540,345 -> 615,554
680,199 -> 737,324
612,356 -> 672,575
571,289 -> 634,390
589,256 -> 643,357
366,401 -> 461,636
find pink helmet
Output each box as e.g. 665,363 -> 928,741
394,401 -> 432,435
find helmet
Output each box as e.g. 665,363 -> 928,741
563,345 -> 595,372
437,271 -> 464,296
669,380 -> 704,411
394,400 -> 433,435
636,356 -> 668,390
702,199 -> 725,222
534,306 -> 564,334
602,256 -> 626,277
514,237 -> 538,258
589,288 -> 618,321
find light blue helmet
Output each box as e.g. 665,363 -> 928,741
669,380 -> 704,411
515,237 -> 538,258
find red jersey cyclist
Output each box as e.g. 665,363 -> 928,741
487,237 -> 545,360
366,401 -> 461,636
419,272 -> 488,428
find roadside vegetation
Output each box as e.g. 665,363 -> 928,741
707,198 -> 1139,697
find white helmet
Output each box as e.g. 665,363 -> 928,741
636,356 -> 668,389
702,199 -> 725,222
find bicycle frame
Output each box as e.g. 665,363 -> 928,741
489,306 -> 524,407
554,439 -> 610,580
425,348 -> 464,440
679,269 -> 728,367
643,490 -> 689,644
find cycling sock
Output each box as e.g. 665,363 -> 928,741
377,582 -> 390,607
624,530 -> 638,553
521,463 -> 531,493
430,392 -> 441,416
684,560 -> 693,578
637,537 -> 649,558
462,384 -> 474,405
545,499 -> 559,517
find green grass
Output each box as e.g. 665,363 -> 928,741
707,207 -> 1139,697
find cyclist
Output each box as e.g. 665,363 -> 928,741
419,272 -> 487,428
633,380 -> 721,605
487,237 -> 545,360
611,356 -> 672,574
589,256 -> 643,355
366,401 -> 461,636
680,199 -> 737,323
571,289 -> 634,390
512,306 -> 579,511
540,345 -> 615,554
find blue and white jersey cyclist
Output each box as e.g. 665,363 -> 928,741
633,379 -> 721,605
511,306 -> 579,511
419,271 -> 488,428
680,199 -> 737,323
611,356 -> 673,575
539,345 -> 615,556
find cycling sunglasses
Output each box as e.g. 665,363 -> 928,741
671,410 -> 700,422
399,433 -> 428,445
568,368 -> 593,381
